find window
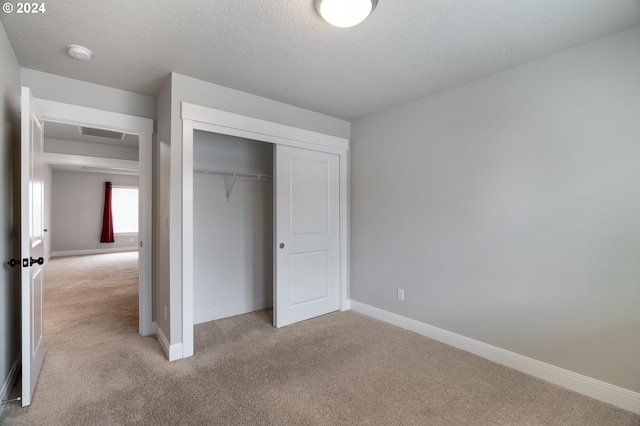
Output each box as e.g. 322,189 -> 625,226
111,187 -> 138,233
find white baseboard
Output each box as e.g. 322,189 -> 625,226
155,323 -> 183,362
51,247 -> 138,257
350,301 -> 640,414
0,353 -> 21,412
140,320 -> 155,338
341,299 -> 351,311
194,297 -> 273,325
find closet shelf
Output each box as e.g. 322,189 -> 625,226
194,169 -> 273,180
194,169 -> 272,201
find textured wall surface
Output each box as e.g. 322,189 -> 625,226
0,20 -> 21,407
157,72 -> 350,348
193,132 -> 273,324
51,170 -> 139,253
351,26 -> 640,392
21,69 -> 156,119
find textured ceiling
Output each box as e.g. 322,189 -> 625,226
2,0 -> 640,121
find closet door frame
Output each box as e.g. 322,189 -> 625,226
181,103 -> 349,358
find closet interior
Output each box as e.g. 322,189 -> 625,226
193,130 -> 274,325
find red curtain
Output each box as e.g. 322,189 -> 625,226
100,182 -> 115,243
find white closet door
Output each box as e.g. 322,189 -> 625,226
275,145 -> 340,328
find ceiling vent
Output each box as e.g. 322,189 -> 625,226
79,126 -> 126,140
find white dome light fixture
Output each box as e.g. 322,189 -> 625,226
314,0 -> 378,28
67,44 -> 93,61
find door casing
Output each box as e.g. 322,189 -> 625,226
35,98 -> 154,336
179,103 -> 349,360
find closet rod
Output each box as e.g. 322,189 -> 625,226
194,169 -> 272,202
193,169 -> 273,180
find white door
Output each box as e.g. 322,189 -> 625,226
20,87 -> 45,407
274,145 -> 340,328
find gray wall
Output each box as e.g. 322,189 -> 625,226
0,28 -> 150,406
23,66 -> 158,324
43,139 -> 139,259
351,26 -> 640,393
154,75 -> 171,341
0,20 -> 21,408
193,131 -> 273,324
21,68 -> 156,119
51,170 -> 139,253
156,72 -> 351,345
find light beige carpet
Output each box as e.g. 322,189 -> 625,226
2,252 -> 638,425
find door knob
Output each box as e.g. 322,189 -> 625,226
30,257 -> 44,266
279,243 -> 285,249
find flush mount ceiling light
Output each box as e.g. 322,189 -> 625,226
67,44 -> 92,60
314,0 -> 377,28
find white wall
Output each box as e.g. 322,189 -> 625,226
51,170 -> 139,254
193,132 -> 273,323
0,20 -> 21,409
351,26 -> 640,393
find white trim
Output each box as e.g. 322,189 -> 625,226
155,323 -> 183,362
43,152 -> 138,171
350,301 -> 640,414
180,104 -> 350,360
137,116 -> 154,337
0,353 -> 21,410
181,119 -> 194,359
195,298 -> 273,325
189,121 -> 346,155
51,248 -> 138,257
36,99 -> 153,135
34,97 -> 154,337
339,151 -> 349,311
155,323 -> 170,359
182,103 -> 349,151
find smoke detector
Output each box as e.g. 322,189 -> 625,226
67,44 -> 92,61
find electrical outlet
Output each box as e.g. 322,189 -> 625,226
397,288 -> 405,301
164,305 -> 168,321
